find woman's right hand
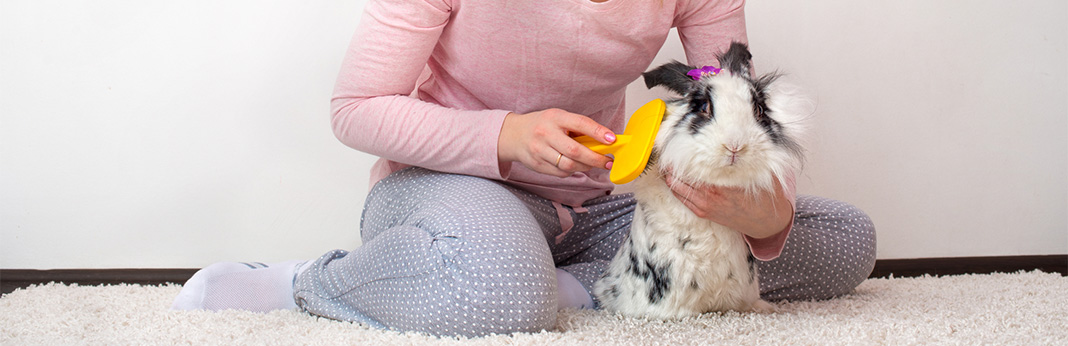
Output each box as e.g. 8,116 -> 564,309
498,109 -> 616,178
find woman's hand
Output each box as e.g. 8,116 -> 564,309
663,172 -> 793,239
498,109 -> 615,177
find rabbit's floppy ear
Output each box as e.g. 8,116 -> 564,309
717,42 -> 753,77
643,61 -> 697,95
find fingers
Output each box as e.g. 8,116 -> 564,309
499,108 -> 615,177
540,154 -> 572,178
553,153 -> 596,173
527,108 -> 612,174
666,178 -> 709,219
537,150 -> 594,178
524,138 -> 592,178
545,110 -> 614,172
664,172 -> 719,219
551,145 -> 600,172
556,110 -> 616,145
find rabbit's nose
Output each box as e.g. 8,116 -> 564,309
724,143 -> 746,165
723,143 -> 746,153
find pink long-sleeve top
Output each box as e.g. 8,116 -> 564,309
331,0 -> 792,260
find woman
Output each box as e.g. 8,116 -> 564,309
173,0 -> 876,337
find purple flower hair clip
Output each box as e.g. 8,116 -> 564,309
686,65 -> 722,80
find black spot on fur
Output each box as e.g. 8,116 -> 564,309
690,280 -> 700,290
749,69 -> 805,163
646,260 -> 672,304
679,89 -> 714,135
677,235 -> 692,249
607,285 -> 620,300
627,246 -> 643,279
686,113 -> 713,136
750,73 -> 787,145
623,243 -> 674,304
677,110 -> 711,136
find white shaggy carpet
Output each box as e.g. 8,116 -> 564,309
2,271 -> 1066,345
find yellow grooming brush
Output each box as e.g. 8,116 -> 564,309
574,99 -> 666,184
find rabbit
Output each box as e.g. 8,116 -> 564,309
593,42 -> 809,319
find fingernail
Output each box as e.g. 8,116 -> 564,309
604,133 -> 616,143
605,161 -> 614,170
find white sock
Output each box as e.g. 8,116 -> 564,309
556,269 -> 594,310
171,260 -> 304,312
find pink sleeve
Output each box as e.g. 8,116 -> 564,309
744,173 -> 796,261
674,0 -> 749,67
674,0 -> 792,260
330,0 -> 511,180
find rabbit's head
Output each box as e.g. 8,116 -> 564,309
643,42 -> 809,194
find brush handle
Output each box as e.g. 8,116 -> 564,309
573,135 -> 632,155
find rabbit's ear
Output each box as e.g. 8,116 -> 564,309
643,61 -> 697,95
717,42 -> 753,77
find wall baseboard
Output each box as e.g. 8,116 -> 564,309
2,255 -> 1065,296
1,268 -> 197,296
867,254 -> 1066,278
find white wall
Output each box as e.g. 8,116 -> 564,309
2,1 -> 1065,269
747,1 -> 1068,259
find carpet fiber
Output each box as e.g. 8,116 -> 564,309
2,271 -> 1065,345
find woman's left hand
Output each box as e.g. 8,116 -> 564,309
663,172 -> 793,239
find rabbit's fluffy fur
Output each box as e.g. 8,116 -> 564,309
593,43 -> 809,319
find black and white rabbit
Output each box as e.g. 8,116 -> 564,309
593,42 -> 808,319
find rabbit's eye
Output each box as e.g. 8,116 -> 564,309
698,97 -> 713,117
689,98 -> 712,118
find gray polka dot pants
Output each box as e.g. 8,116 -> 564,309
758,195 -> 878,301
293,168 -> 876,336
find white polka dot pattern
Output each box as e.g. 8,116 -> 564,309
295,168 -> 562,337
